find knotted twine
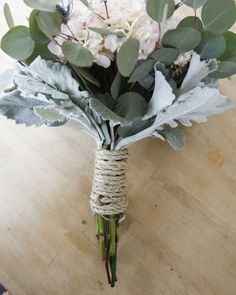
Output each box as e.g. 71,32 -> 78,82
90,149 -> 129,217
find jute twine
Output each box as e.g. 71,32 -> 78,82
90,149 -> 129,217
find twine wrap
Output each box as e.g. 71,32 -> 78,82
90,149 -> 129,216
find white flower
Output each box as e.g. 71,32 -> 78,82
49,0 -> 179,68
174,51 -> 193,67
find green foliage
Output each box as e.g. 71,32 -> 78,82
117,92 -> 147,122
111,73 -> 122,99
220,32 -> 236,62
162,27 -> 201,52
35,11 -> 61,40
146,0 -> 175,23
29,10 -> 50,44
1,26 -> 35,60
180,0 -> 207,9
23,0 -> 58,12
3,3 -> 14,29
151,48 -> 178,65
196,31 -> 226,59
88,27 -> 125,37
178,16 -> 203,32
117,38 -> 140,77
201,0 -> 236,34
62,41 -> 94,68
128,60 -> 155,83
25,43 -> 56,64
209,61 -> 236,79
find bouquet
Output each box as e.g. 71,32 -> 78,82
0,0 -> 235,287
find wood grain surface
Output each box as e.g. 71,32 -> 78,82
0,3 -> 236,295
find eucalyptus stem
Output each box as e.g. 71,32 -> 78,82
103,0 -> 110,19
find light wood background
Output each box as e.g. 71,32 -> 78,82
0,2 -> 236,295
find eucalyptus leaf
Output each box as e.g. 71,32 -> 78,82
25,43 -> 56,65
146,0 -> 175,23
117,92 -> 147,122
89,27 -> 125,38
117,38 -> 140,77
151,48 -> 179,65
220,31 -> 236,62
159,129 -> 186,150
111,72 -> 122,99
196,31 -> 226,59
29,10 -> 50,44
180,0 -> 207,9
162,27 -> 201,52
62,41 -> 94,68
201,0 -> 236,34
35,11 -> 61,40
23,0 -> 59,12
209,61 -> 236,79
1,26 -> 35,60
74,67 -> 100,87
178,16 -> 203,32
128,60 -> 155,83
4,3 -> 14,29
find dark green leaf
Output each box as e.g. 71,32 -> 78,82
4,3 -> 14,29
29,10 -> 50,44
162,27 -> 201,52
25,43 -> 56,64
209,61 -> 236,79
196,31 -> 226,59
1,26 -> 35,60
151,48 -> 178,65
35,11 -> 61,40
202,0 -> 236,34
74,67 -> 100,87
62,41 -> 94,68
220,31 -> 236,62
146,0 -> 175,22
117,92 -> 147,122
117,38 -> 140,77
111,72 -> 122,99
178,16 -> 203,32
128,60 -> 155,83
88,27 -> 125,37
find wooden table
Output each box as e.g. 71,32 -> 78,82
0,4 -> 236,295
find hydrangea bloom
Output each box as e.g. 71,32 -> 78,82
49,0 -> 179,67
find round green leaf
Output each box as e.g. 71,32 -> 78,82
202,0 -> 236,34
35,11 -> 61,40
162,27 -> 201,52
196,31 -> 226,59
29,10 -> 50,44
178,16 -> 203,32
117,38 -> 140,77
151,48 -> 179,65
25,43 -> 56,65
23,0 -> 58,12
181,0 -> 207,9
146,0 -> 175,23
117,92 -> 147,122
1,26 -> 35,60
209,61 -> 236,79
62,41 -> 94,68
4,3 -> 14,29
220,31 -> 236,62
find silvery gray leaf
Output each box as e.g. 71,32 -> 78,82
159,129 -> 186,150
144,69 -> 175,120
89,98 -> 130,127
180,52 -> 218,94
16,57 -> 89,100
0,69 -> 14,93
